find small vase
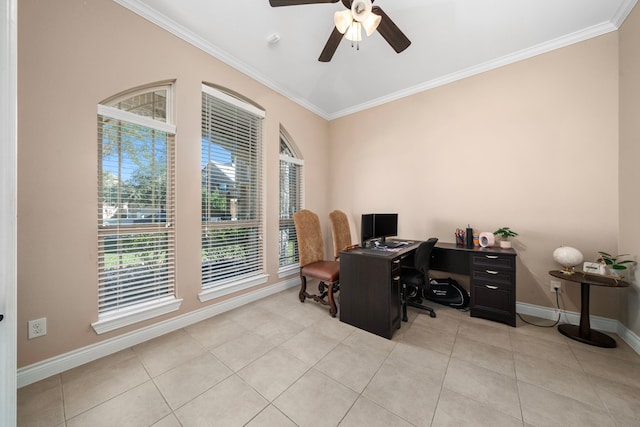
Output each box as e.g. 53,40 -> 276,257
500,240 -> 512,249
608,267 -> 625,278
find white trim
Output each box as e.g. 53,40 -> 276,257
516,301 -> 618,333
114,0 -> 637,121
279,153 -> 304,166
278,264 -> 300,279
0,0 -> 17,424
329,21 -> 622,119
617,323 -> 640,355
612,0 -> 638,27
516,302 -> 640,354
91,297 -> 182,335
516,301 -> 640,351
18,279 -> 297,388
201,84 -> 265,118
97,104 -> 177,133
198,273 -> 269,303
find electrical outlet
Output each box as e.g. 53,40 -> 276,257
28,317 -> 47,339
550,280 -> 562,294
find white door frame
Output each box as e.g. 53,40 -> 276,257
1,0 -> 18,425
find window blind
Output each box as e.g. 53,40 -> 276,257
201,85 -> 264,288
97,88 -> 176,315
279,137 -> 303,267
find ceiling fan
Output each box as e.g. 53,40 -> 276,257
269,0 -> 411,62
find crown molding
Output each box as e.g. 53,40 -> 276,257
115,0 -> 635,121
113,0 -> 331,119
328,18 -> 625,119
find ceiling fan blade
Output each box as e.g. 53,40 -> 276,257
341,0 -> 352,8
269,0 -> 339,6
372,6 -> 411,53
319,27 -> 343,62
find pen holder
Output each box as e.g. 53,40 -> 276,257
465,227 -> 473,248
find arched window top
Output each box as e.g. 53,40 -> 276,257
99,82 -> 174,124
279,126 -> 303,161
202,82 -> 265,117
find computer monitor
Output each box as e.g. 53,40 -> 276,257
361,213 -> 398,246
373,213 -> 398,243
361,213 -> 374,247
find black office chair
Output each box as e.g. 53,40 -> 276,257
401,238 -> 438,321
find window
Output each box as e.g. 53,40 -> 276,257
94,84 -> 181,334
279,131 -> 304,274
200,85 -> 267,301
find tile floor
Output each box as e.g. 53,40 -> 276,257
17,286 -> 640,427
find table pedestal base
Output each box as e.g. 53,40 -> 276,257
558,324 -> 616,348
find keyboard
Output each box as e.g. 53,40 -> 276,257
381,241 -> 407,248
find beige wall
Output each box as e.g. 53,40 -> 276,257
619,5 -> 640,337
329,33 -> 621,318
17,0 -> 330,367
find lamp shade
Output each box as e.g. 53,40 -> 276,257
334,10 -> 353,34
344,22 -> 362,41
553,246 -> 584,274
362,13 -> 381,36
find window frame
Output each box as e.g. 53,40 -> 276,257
199,84 -> 268,302
278,130 -> 304,277
92,83 -> 182,334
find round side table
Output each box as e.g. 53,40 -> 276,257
549,270 -> 629,348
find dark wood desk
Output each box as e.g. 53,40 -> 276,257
549,270 -> 629,348
339,242 -> 418,339
339,241 -> 517,339
431,243 -> 517,326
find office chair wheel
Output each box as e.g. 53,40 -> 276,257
430,311 -> 436,318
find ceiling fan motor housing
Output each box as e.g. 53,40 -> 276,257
352,0 -> 372,22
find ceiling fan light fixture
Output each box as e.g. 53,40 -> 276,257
344,21 -> 362,42
351,0 -> 372,22
362,12 -> 381,36
334,9 -> 353,34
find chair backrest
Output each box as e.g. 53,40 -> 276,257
293,209 -> 325,267
414,238 -> 439,276
329,210 -> 352,259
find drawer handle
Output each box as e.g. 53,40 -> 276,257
485,255 -> 499,259
485,285 -> 499,290
392,276 -> 400,281
486,270 -> 499,275
393,259 -> 400,264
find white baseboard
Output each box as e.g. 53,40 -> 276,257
18,289 -> 639,388
516,302 -> 640,354
17,277 -> 299,388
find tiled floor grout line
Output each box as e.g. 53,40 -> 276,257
19,288 -> 640,427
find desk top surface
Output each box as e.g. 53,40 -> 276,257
341,240 -> 517,259
434,242 -> 517,256
549,270 -> 629,288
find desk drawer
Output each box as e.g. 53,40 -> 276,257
471,282 -> 516,326
472,253 -> 515,271
472,269 -> 514,287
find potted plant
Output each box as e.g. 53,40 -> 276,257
493,227 -> 518,249
597,251 -> 634,277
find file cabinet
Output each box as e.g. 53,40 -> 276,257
470,252 -> 517,326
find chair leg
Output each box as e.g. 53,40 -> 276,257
300,275 -> 339,317
327,281 -> 337,317
407,299 -> 437,318
299,274 -> 307,303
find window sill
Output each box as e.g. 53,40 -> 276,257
91,296 -> 183,335
278,264 -> 300,279
199,273 -> 269,303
